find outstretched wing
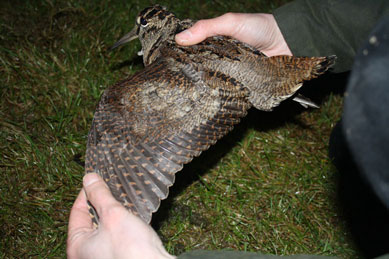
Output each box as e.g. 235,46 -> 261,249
85,59 -> 250,223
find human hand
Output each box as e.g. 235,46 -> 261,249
67,173 -> 175,259
175,13 -> 292,57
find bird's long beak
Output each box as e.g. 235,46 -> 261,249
110,26 -> 139,50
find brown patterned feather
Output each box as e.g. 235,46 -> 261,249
84,5 -> 336,224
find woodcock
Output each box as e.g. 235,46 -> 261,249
85,5 -> 336,224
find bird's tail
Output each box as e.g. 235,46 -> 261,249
250,55 -> 336,110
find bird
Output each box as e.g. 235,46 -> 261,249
84,5 -> 336,225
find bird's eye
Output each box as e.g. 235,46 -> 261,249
140,17 -> 148,27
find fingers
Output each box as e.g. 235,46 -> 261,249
175,12 -> 292,57
83,173 -> 122,218
175,13 -> 240,45
67,174 -> 125,259
67,188 -> 94,257
68,189 -> 93,233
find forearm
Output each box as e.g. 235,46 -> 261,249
273,0 -> 389,73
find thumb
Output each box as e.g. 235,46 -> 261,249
83,173 -> 120,216
175,13 -> 239,45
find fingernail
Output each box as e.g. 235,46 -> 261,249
176,29 -> 192,43
83,173 -> 99,187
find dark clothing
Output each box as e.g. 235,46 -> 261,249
179,1 -> 389,258
274,0 -> 389,73
328,17 -> 389,259
342,17 -> 389,209
272,0 -> 389,213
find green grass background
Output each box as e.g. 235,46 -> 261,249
1,0 -> 359,257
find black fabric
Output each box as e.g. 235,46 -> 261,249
342,17 -> 389,209
330,119 -> 389,258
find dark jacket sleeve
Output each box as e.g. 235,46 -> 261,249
273,0 -> 389,73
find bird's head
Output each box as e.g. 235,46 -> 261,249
110,5 -> 180,65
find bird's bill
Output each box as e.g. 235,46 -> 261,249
110,26 -> 138,50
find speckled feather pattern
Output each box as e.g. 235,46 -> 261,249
85,5 -> 335,224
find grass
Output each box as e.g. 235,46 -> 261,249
0,0 -> 359,258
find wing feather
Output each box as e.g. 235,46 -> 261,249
85,59 -> 250,223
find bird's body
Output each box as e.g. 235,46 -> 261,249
85,5 -> 335,224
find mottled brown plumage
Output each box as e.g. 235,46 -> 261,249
85,5 -> 336,224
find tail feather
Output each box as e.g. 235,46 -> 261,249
314,55 -> 337,75
250,55 -> 336,110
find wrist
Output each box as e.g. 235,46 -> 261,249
262,14 -> 292,56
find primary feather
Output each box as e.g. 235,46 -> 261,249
85,5 -> 335,224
